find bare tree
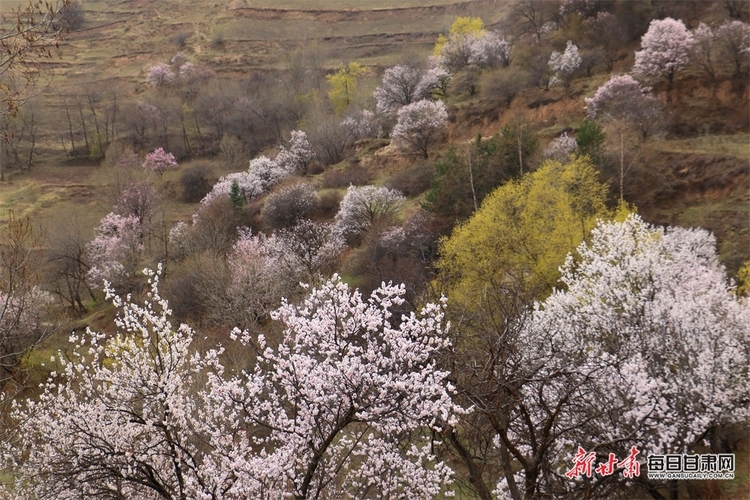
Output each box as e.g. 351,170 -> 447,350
0,212 -> 56,385
511,0 -> 560,43
19,98 -> 41,168
45,214 -> 93,314
0,0 -> 72,115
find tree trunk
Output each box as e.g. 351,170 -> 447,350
447,430 -> 494,500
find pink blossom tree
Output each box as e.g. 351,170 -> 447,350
221,229 -> 301,327
141,147 -> 178,179
632,17 -> 695,84
392,99 -> 448,158
146,62 -> 175,87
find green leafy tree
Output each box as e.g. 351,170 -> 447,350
424,135 -> 506,219
498,120 -> 538,176
229,179 -> 244,209
424,127 -> 539,220
575,118 -> 605,162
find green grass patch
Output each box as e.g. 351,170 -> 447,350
651,134 -> 750,160
0,182 -> 43,219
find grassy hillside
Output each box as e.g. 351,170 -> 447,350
30,0 -> 508,83
1,1 -> 749,498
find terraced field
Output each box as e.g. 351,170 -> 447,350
11,0 -> 508,86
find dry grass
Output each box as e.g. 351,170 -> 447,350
650,134 -> 750,160
227,0 -> 478,9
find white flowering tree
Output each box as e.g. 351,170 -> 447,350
201,155 -> 292,205
276,130 -> 316,175
340,108 -> 377,142
2,268 -> 231,499
276,219 -> 345,283
334,185 -> 405,239
438,30 -> 511,73
469,31 -> 512,68
86,212 -> 143,289
542,133 -> 577,162
493,215 -> 750,499
548,40 -> 581,87
374,65 -> 430,114
391,99 -> 448,158
586,75 -> 661,138
146,63 -> 175,87
633,17 -> 694,84
482,215 -> 750,500
691,23 -> 719,80
3,270 -> 460,499
205,277 -> 458,498
0,214 -> 55,386
585,74 -> 662,199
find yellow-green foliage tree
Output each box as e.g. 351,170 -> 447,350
450,16 -> 484,35
435,157 -> 615,499
436,156 -> 612,309
434,16 -> 485,55
326,62 -> 365,114
737,260 -> 750,297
